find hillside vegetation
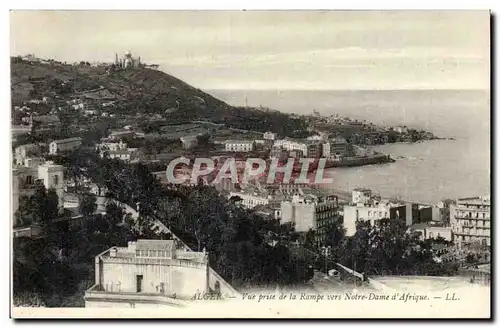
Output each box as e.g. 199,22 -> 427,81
11,58 -> 308,136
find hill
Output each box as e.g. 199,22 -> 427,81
10,57 -> 309,137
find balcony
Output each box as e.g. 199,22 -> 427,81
454,214 -> 490,221
453,230 -> 490,238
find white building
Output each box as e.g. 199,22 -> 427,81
280,194 -> 339,244
229,191 -> 271,209
273,139 -> 322,158
108,148 -> 137,161
342,187 -> 414,236
450,196 -> 491,248
306,133 -> 327,141
109,129 -> 135,140
410,223 -> 452,242
274,139 -> 305,153
49,137 -> 83,155
322,138 -> 351,159
14,143 -> 43,166
393,126 -> 408,134
84,239 -> 210,308
343,202 -> 392,236
224,140 -> 255,152
72,103 -> 86,110
263,132 -> 277,141
351,188 -> 374,204
97,140 -> 128,153
180,135 -> 200,150
12,160 -> 65,225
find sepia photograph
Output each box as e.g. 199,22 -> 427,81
9,10 -> 491,319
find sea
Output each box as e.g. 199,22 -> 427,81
208,89 -> 491,205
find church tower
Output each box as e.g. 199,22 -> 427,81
115,53 -> 119,66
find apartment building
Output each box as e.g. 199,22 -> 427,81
224,140 -> 256,152
450,196 -> 491,248
273,139 -> 323,158
280,194 -> 339,244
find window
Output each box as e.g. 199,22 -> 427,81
25,175 -> 33,185
53,175 -> 59,186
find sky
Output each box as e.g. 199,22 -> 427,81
10,11 -> 490,90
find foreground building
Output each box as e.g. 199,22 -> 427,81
450,196 -> 491,248
85,239 -> 210,308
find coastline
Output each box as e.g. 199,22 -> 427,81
324,154 -> 394,168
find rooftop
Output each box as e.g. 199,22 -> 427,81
410,222 -> 449,230
32,115 -> 60,124
457,196 -> 490,205
225,140 -> 255,145
136,239 -> 175,252
109,149 -> 135,155
15,143 -> 40,150
100,239 -> 207,264
353,187 -> 372,193
51,137 -> 82,144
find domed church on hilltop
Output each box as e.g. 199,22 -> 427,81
114,51 -> 142,69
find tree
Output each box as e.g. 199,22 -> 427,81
323,218 -> 346,260
229,195 -> 243,203
196,134 -> 211,148
79,193 -> 97,217
21,184 -> 60,226
303,229 -> 317,251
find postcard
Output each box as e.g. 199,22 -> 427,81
10,10 -> 491,319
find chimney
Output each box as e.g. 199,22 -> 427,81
110,247 -> 117,257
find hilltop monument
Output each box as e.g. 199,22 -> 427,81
114,51 -> 142,69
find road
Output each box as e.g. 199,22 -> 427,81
308,271 -> 363,293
